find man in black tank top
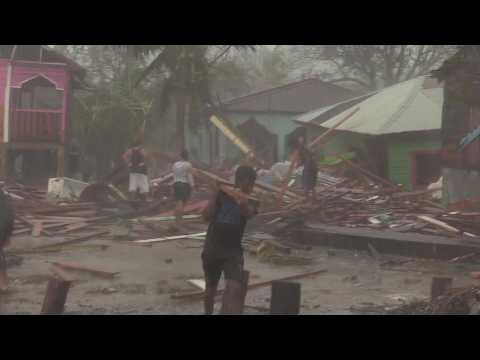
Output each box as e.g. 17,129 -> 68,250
201,165 -> 258,315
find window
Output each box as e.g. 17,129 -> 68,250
15,76 -> 63,110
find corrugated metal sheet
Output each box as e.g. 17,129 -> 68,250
295,92 -> 375,124
319,76 -> 443,135
224,78 -> 356,114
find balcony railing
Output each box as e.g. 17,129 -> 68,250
10,109 -> 62,142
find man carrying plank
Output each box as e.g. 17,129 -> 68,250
201,165 -> 258,315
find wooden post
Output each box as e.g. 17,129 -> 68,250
41,278 -> 71,315
431,277 -> 452,301
0,144 -> 7,180
57,146 -> 65,177
270,281 -> 301,315
239,270 -> 250,315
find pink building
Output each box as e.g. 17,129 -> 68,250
0,45 -> 86,181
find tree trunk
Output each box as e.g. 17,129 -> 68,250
175,48 -> 188,153
175,90 -> 186,153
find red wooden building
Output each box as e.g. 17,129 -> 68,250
0,45 -> 86,181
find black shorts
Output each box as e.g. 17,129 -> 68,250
173,182 -> 191,202
302,170 -> 318,191
0,248 -> 6,271
201,253 -> 244,287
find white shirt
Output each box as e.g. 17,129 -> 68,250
173,160 -> 194,185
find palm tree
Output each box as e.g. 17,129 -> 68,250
118,45 -> 255,151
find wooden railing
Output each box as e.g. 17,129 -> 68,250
10,109 -> 62,142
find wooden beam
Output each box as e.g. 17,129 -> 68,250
40,274 -> 73,315
417,215 -> 461,234
50,261 -> 119,279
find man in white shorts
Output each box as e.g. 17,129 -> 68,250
123,139 -> 149,201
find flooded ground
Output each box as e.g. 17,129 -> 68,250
1,222 -> 479,315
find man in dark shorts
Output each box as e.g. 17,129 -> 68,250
297,137 -> 318,201
0,189 -> 15,292
201,165 -> 258,315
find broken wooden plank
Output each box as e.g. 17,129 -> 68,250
133,232 -> 207,244
135,214 -> 201,222
53,222 -> 90,235
187,279 -> 206,291
32,221 -> 43,237
49,264 -> 78,283
50,261 -> 119,279
417,215 -> 461,234
172,268 -> 328,300
35,230 -> 110,250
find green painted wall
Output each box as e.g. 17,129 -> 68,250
306,127 -> 441,190
386,133 -> 441,189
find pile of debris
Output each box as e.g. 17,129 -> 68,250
388,285 -> 480,315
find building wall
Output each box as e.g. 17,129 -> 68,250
186,111 -> 303,165
0,60 -> 70,144
305,126 -> 441,190
219,111 -> 301,162
386,132 -> 441,189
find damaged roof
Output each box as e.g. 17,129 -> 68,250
303,76 -> 444,136
223,78 -> 356,114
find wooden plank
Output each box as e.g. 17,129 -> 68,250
35,230 -> 110,250
417,215 -> 461,234
49,264 -> 78,283
187,279 -> 206,291
32,221 -> 43,237
172,268 -> 328,300
133,232 -> 207,244
50,261 -> 119,279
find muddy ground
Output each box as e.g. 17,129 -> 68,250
1,220 -> 479,315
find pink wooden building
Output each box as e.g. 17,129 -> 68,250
0,45 -> 86,180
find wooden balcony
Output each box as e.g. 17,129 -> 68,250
10,109 -> 62,143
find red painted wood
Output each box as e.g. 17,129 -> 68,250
10,109 -> 62,142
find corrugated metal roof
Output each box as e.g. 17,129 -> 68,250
223,78 -> 356,114
317,76 -> 443,135
295,92 -> 376,124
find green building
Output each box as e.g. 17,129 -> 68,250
295,76 -> 443,190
